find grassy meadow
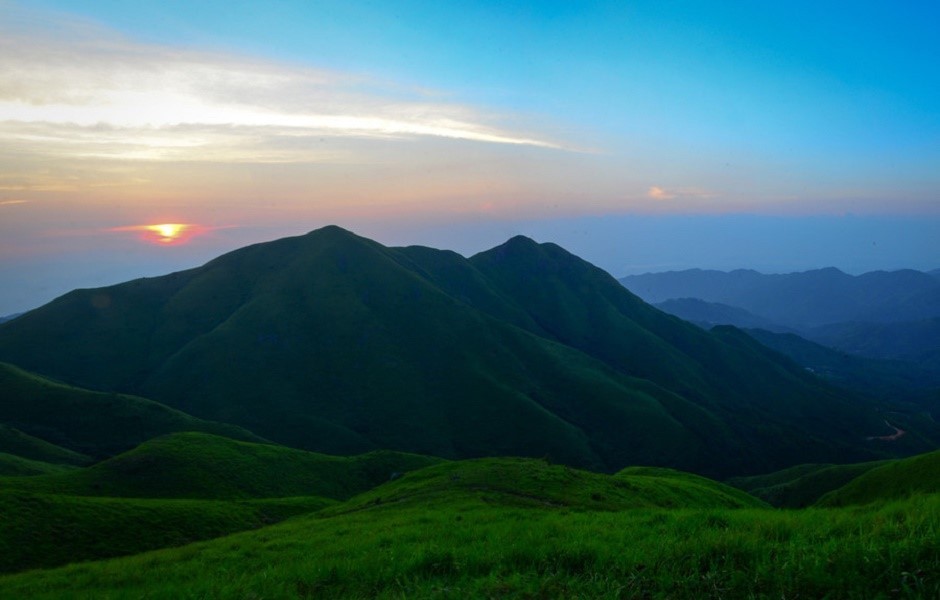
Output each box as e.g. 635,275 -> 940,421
0,449 -> 937,598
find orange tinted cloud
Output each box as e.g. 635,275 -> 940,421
648,186 -> 675,200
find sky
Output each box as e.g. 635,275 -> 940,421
1,0 -> 939,314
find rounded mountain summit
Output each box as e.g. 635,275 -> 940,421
0,226 -> 925,477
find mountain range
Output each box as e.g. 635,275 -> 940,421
0,226 -> 932,478
621,267 -> 940,330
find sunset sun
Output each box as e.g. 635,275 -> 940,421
146,224 -> 187,244
109,223 -> 203,245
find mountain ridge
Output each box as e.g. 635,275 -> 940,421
620,267 -> 940,329
0,226 -> 929,477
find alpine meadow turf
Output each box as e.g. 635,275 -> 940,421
0,470 -> 936,599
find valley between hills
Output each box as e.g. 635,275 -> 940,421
0,226 -> 937,598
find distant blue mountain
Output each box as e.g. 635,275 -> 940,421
654,298 -> 794,333
621,268 -> 940,330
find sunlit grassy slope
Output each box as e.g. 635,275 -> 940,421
0,227 -> 927,478
817,449 -> 940,507
1,432 -> 442,500
0,466 -> 936,599
0,362 -> 262,459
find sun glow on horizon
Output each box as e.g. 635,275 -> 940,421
147,223 -> 187,243
109,223 -> 200,245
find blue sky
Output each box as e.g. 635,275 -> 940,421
0,0 -> 938,313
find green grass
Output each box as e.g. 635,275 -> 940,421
0,452 -> 79,476
0,485 -> 935,598
328,458 -> 766,516
1,432 -> 442,500
818,449 -> 940,507
728,460 -> 890,507
0,423 -> 90,466
0,362 -> 263,459
0,489 -> 333,573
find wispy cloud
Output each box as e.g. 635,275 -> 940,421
0,199 -> 28,206
0,5 -> 563,165
647,186 -> 716,201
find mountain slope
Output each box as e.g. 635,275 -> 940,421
0,453 -> 78,476
0,490 -> 332,573
0,227 -> 925,477
0,423 -> 90,466
3,432 -> 442,500
743,328 -> 940,396
0,362 -> 262,459
807,318 -> 940,366
727,460 -> 889,508
816,449 -> 940,506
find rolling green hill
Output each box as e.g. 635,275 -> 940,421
0,362 -> 263,459
0,423 -> 90,466
0,453 -> 78,476
0,226 -> 927,477
331,458 -> 766,514
727,460 -> 889,507
817,449 -> 940,507
0,489 -> 333,573
2,432 -> 442,500
0,469 -> 935,599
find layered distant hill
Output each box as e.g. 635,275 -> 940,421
653,298 -> 795,333
622,268 -> 940,371
621,268 -> 940,330
0,227 -> 934,477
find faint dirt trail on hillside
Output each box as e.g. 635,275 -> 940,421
866,420 -> 906,441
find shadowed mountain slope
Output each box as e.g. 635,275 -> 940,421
0,423 -> 90,466
816,449 -> 940,507
0,453 -> 78,477
0,362 -> 262,459
727,460 -> 889,508
2,432 -> 441,501
0,227 -> 927,477
0,490 -> 333,574
743,328 -> 940,398
807,318 -> 940,366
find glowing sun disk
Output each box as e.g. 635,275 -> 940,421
147,223 -> 187,242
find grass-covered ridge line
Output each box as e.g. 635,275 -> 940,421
0,490 -> 333,573
0,423 -> 90,466
0,452 -> 78,476
1,486 -> 935,598
818,449 -> 940,507
0,362 -> 263,459
329,458 -> 766,516
727,460 -> 890,508
1,432 -> 443,500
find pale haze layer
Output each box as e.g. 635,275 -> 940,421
1,1 -> 938,314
